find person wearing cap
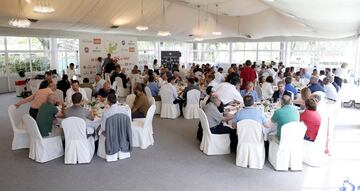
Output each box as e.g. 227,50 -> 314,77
271,91 -> 300,142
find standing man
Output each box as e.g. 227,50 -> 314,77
67,63 -> 76,80
102,53 -> 112,79
96,57 -> 103,75
240,60 -> 257,90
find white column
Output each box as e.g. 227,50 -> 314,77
50,38 -> 59,71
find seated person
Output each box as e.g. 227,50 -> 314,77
261,76 -> 274,100
323,77 -> 337,101
203,95 -> 236,148
272,81 -> 286,103
284,76 -> 298,97
240,82 -> 258,102
232,95 -> 268,128
56,74 -> 70,99
159,76 -> 180,108
293,87 -> 311,110
110,65 -> 121,85
79,78 -> 93,90
182,77 -> 200,107
308,76 -> 324,93
97,81 -> 115,102
213,78 -> 243,105
119,67 -> 129,88
65,92 -> 94,121
147,74 -> 160,100
131,83 -> 150,119
66,80 -> 89,105
301,98 -> 321,142
271,91 -> 300,142
94,73 -> 105,93
36,94 -> 64,137
100,93 -> 130,132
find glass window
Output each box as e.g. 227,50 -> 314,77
31,38 -> 49,50
215,51 -> 229,64
0,37 -> 5,50
244,51 -> 257,62
6,37 -> 30,50
232,51 -> 245,63
138,41 -> 155,50
57,38 -> 79,51
245,42 -> 257,50
258,42 -> 271,50
8,52 -> 31,73
232,42 -> 244,50
0,52 -> 6,75
272,42 -> 281,50
258,51 -> 272,62
271,51 -> 281,62
30,52 -> 50,72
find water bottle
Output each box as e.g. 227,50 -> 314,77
341,177 -> 355,191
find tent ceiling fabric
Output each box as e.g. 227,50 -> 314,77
0,0 -> 359,40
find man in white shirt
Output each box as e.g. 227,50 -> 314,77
159,77 -> 178,102
214,67 -> 225,83
100,93 -> 130,132
323,77 -> 337,101
66,63 -> 76,80
94,73 -> 105,93
213,78 -> 243,105
66,80 -> 89,105
207,73 -> 218,89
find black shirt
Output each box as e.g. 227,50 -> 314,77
98,88 -> 115,98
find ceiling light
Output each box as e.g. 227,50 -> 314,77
9,0 -> 31,28
212,4 -> 222,36
33,0 -> 55,14
136,0 -> 149,31
157,31 -> 171,36
25,0 -> 31,3
157,0 -> 171,36
194,37 -> 203,41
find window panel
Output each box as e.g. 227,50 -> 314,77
7,37 -> 29,50
0,52 -> 5,75
31,38 -> 50,50
0,37 -> 5,50
138,41 -> 155,50
215,51 -> 229,64
258,51 -> 272,62
232,42 -> 244,50
8,52 -> 31,73
244,51 -> 257,62
271,42 -> 281,50
57,38 -> 79,51
31,52 -> 50,72
258,42 -> 271,50
232,51 -> 245,63
245,42 -> 257,50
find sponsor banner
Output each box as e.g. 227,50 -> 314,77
79,35 -> 138,81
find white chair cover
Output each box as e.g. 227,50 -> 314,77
144,86 -> 152,99
159,87 -> 180,119
126,94 -> 136,109
200,95 -> 209,109
22,114 -> 63,163
8,105 -> 29,150
183,89 -> 201,119
132,105 -> 155,149
268,122 -> 307,171
61,117 -> 95,164
255,86 -> 263,100
236,119 -> 265,169
199,109 -> 230,155
83,87 -> 92,101
56,89 -> 64,102
115,77 -> 129,97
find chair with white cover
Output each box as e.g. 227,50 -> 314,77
97,113 -> 132,162
199,109 -> 230,155
159,87 -> 180,119
61,117 -> 95,164
236,119 -> 265,169
200,95 -> 210,109
83,87 -> 92,101
22,114 -> 64,163
144,86 -> 152,99
132,105 -> 155,149
126,94 -> 136,109
183,89 -> 201,119
255,85 -> 263,100
56,89 -> 64,102
268,122 -> 307,171
8,105 -> 29,150
115,77 -> 129,98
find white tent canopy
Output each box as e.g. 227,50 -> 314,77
0,0 -> 359,40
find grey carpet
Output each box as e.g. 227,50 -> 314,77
0,93 -> 357,191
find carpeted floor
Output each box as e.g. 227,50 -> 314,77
0,92 -> 359,191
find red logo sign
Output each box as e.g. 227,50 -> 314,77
93,38 -> 101,44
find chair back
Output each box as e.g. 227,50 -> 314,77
159,86 -> 175,104
126,94 -> 136,108
144,105 -> 156,129
186,89 -> 200,105
56,89 -> 64,102
144,86 -> 152,98
198,109 -> 211,138
83,88 -> 92,100
237,119 -> 263,143
148,97 -> 155,106
279,122 -> 306,150
8,105 -> 22,131
61,117 -> 87,141
22,114 -> 43,141
115,77 -> 123,90
255,86 -> 263,100
313,91 -> 326,103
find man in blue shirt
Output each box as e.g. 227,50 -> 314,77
232,95 -> 269,128
147,75 -> 159,99
308,76 -> 324,93
284,76 -> 298,97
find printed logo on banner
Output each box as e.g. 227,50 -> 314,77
121,40 -> 126,46
93,38 -> 101,44
84,47 -> 89,53
129,47 -> 135,52
104,41 -> 118,54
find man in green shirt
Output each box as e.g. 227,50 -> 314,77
271,91 -> 299,141
36,94 -> 63,137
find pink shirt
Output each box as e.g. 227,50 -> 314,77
300,110 -> 321,141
